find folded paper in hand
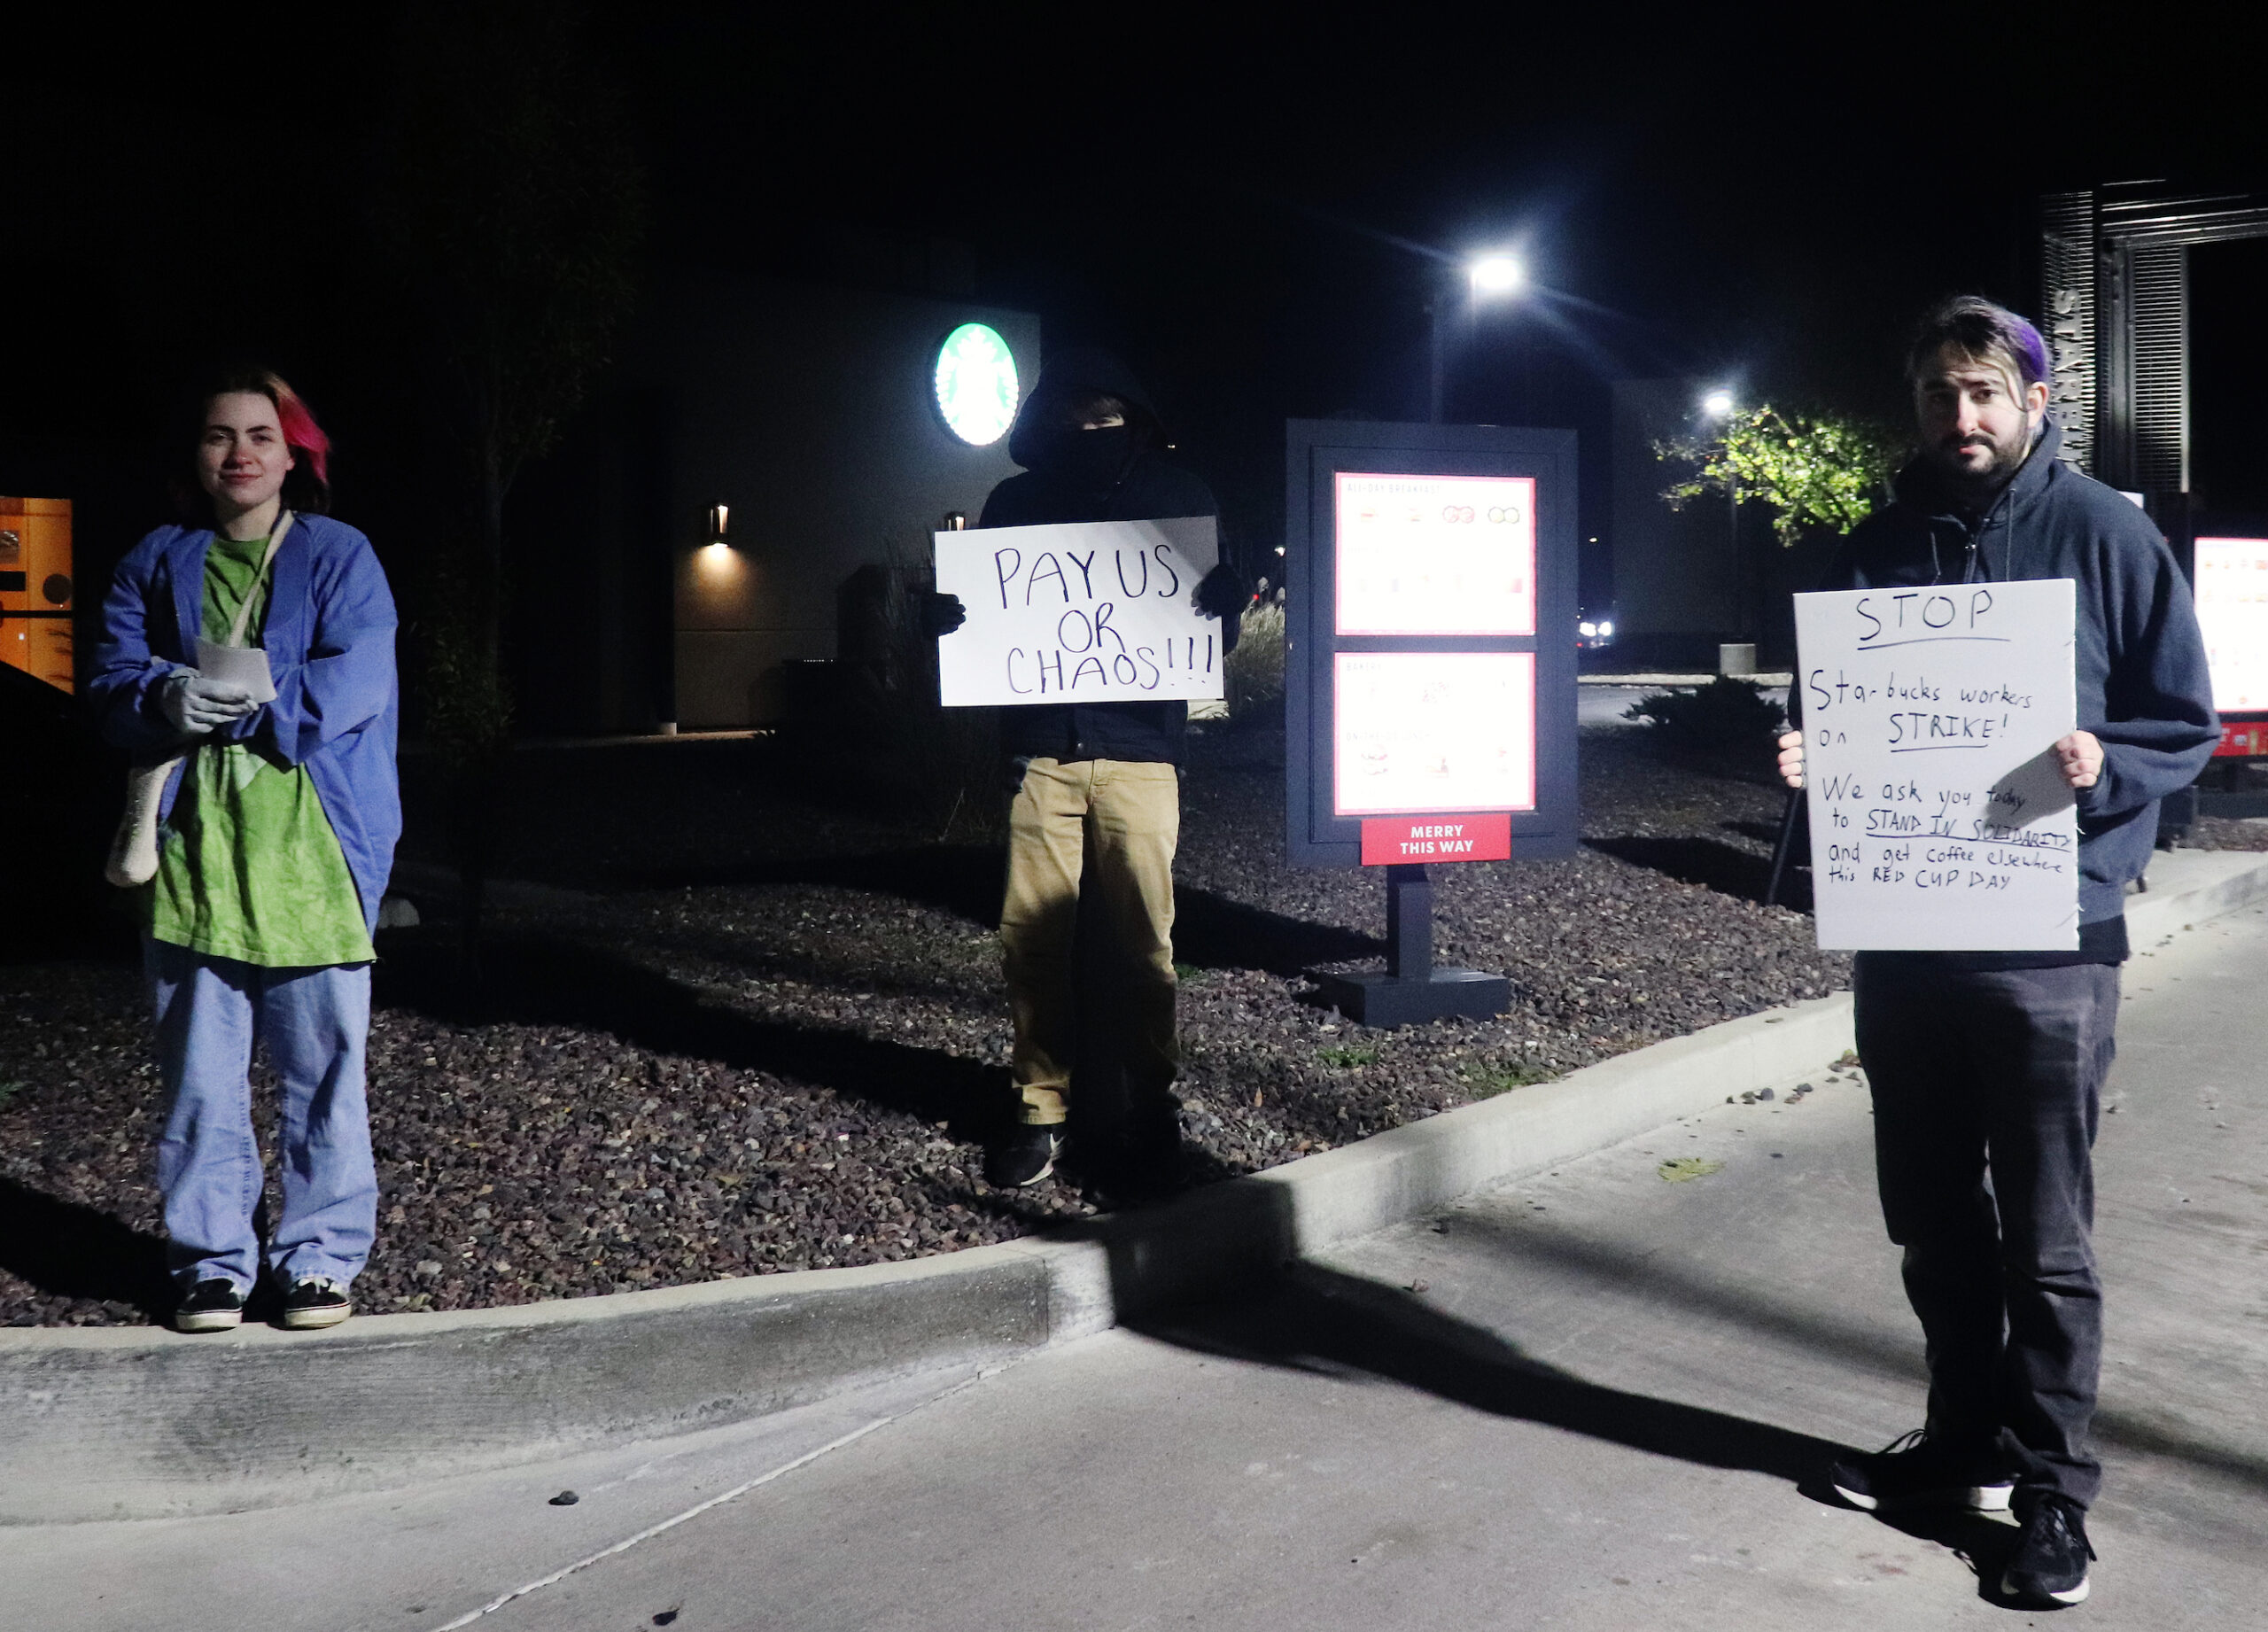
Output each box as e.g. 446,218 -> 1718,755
194,639 -> 277,705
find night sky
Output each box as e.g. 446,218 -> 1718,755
8,4 -> 2265,582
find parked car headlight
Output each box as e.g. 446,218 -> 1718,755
1579,621 -> 1597,638
1597,621 -> 1613,636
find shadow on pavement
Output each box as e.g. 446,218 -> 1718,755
1440,1203 -> 2268,1508
1105,1174 -> 2268,1584
1131,1259 -> 1856,1484
1858,1502 -> 2033,1609
0,1176 -> 173,1320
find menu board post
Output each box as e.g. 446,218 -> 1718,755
1284,420 -> 1580,1025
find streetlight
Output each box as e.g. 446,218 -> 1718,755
1469,254 -> 1526,296
1430,252 -> 1527,423
1697,387 -> 1744,649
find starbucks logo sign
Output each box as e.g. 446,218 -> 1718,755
934,323 -> 1019,446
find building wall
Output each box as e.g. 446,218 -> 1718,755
640,269 -> 1038,729
1610,377 -> 1736,664
504,268 -> 1039,734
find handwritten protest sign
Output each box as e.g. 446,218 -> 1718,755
934,516 -> 1222,708
1793,579 -> 2078,951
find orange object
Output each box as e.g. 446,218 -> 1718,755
0,496 -> 74,693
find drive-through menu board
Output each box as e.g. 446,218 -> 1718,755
1285,422 -> 1577,867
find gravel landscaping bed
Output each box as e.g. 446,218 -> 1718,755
0,727 -> 1849,1327
2190,813 -> 2268,851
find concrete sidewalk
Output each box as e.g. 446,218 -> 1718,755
12,895 -> 2265,1628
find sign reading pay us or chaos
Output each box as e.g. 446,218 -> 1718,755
934,517 -> 1223,708
1793,579 -> 2078,951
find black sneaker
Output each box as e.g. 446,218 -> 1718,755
1826,1428 -> 2014,1512
2002,1494 -> 2094,1605
1107,1105 -> 1186,1201
983,1123 -> 1062,1188
281,1277 -> 353,1331
175,1278 -> 245,1333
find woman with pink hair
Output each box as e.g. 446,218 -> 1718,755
89,369 -> 400,1333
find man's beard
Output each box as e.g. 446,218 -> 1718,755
1930,421 -> 2039,498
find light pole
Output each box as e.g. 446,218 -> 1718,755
1429,253 -> 1526,423
1699,387 -> 1742,643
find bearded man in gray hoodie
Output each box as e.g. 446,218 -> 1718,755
1777,296 -> 2217,1608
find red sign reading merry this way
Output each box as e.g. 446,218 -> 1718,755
1359,813 -> 1511,866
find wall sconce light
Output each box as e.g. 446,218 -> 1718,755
941,510 -> 966,532
706,503 -> 732,548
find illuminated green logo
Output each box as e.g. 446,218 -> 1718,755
934,323 -> 1019,446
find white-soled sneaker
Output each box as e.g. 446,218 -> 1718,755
1826,1428 -> 2014,1512
2001,1495 -> 2094,1605
281,1277 -> 353,1330
175,1278 -> 246,1333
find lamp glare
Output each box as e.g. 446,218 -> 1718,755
1470,255 -> 1525,296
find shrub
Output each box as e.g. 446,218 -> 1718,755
1623,677 -> 1787,759
1225,595 -> 1285,715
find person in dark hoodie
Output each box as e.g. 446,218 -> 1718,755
1776,297 -> 2217,1607
930,346 -> 1246,1190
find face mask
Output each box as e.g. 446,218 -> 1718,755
1035,424 -> 1134,489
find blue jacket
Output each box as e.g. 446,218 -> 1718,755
1824,419 -> 2218,928
89,515 -> 401,936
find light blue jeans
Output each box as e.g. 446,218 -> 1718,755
147,939 -> 377,1294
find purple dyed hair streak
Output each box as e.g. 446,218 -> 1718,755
1906,296 -> 2051,392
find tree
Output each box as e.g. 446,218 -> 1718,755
366,0 -> 645,957
1658,404 -> 1901,545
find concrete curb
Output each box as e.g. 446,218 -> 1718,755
9,850 -> 2263,1522
2128,848 -> 2268,943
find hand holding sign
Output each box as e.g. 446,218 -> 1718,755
934,517 -> 1223,708
1193,561 -> 1250,620
1792,579 -> 2079,951
2054,729 -> 2103,789
1780,724 -> 2102,791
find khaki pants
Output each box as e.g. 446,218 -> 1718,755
999,758 -> 1180,1126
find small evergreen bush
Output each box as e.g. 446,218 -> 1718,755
1623,676 -> 1787,760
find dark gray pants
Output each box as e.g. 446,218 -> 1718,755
1852,954 -> 2120,1507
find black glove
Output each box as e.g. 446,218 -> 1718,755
924,591 -> 967,637
1193,563 -> 1250,621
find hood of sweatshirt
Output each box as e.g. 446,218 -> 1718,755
1005,346 -> 1166,474
1884,416 -> 2066,585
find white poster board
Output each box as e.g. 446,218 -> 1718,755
1793,579 -> 2078,951
2194,538 -> 2268,712
1334,472 -> 1536,636
934,517 -> 1222,708
1332,650 -> 1536,815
